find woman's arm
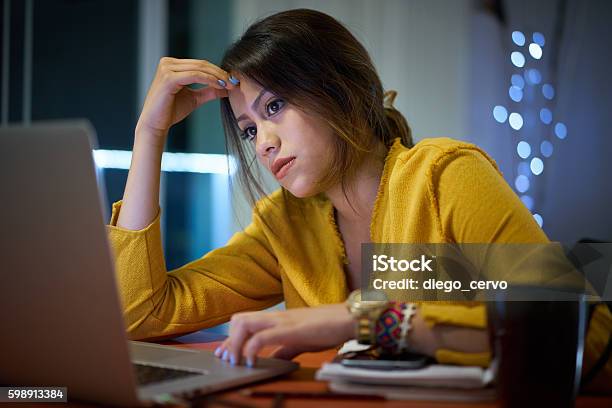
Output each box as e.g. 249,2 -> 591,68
216,303 -> 489,367
108,198 -> 284,340
116,57 -> 233,230
115,127 -> 165,230
108,58 -> 276,339
409,308 -> 489,356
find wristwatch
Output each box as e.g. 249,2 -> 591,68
346,289 -> 390,345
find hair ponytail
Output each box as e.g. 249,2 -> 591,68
383,90 -> 413,148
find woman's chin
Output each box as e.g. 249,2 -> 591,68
282,180 -> 320,198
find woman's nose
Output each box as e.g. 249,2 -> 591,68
255,128 -> 280,158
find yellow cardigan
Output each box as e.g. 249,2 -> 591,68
107,137 -> 610,386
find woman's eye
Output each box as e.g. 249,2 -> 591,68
240,126 -> 257,142
239,99 -> 284,142
266,99 -> 285,116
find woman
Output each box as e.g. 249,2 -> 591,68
108,9 -> 610,389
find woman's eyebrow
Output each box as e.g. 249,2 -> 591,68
236,89 -> 269,123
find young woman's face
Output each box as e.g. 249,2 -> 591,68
228,75 -> 336,198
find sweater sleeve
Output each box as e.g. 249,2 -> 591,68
427,146 -> 611,390
433,146 -> 548,244
419,146 -> 541,365
106,200 -> 283,341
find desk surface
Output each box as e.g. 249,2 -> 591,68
156,331 -> 612,408
28,330 -> 612,408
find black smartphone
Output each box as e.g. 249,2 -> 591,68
340,352 -> 431,370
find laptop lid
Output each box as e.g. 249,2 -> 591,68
0,121 -> 141,406
0,121 -> 298,406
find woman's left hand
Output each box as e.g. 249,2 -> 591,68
214,303 -> 354,366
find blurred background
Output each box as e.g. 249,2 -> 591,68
2,0 -> 611,271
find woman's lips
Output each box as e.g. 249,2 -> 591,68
274,157 -> 296,180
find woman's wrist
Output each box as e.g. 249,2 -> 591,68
406,308 -> 437,356
344,313 -> 357,343
334,303 -> 357,344
134,123 -> 168,151
116,128 -> 165,230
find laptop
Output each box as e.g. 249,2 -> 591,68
0,120 -> 298,406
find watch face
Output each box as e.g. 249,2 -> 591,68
351,289 -> 388,311
361,289 -> 388,302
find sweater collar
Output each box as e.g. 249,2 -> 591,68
369,137 -> 407,239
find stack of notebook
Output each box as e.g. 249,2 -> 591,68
315,341 -> 496,402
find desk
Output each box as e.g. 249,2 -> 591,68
156,331 -> 612,408
25,330 -> 612,408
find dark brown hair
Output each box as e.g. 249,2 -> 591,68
219,8 -> 413,214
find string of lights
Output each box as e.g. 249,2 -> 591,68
492,30 -> 568,229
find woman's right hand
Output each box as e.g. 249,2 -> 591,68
135,57 -> 238,140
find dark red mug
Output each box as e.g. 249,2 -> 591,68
487,286 -> 587,408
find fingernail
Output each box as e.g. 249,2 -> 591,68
228,76 -> 240,85
246,358 -> 254,368
214,346 -> 222,357
222,350 -> 229,361
217,79 -> 227,87
230,354 -> 237,366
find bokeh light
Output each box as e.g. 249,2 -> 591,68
533,32 -> 546,47
512,31 -> 526,46
540,108 -> 552,124
520,195 -> 534,211
509,86 -> 523,102
512,74 -> 525,89
493,105 -> 508,123
515,175 -> 530,193
518,161 -> 531,176
511,51 -> 526,68
517,141 -> 531,159
542,84 -> 555,100
509,112 -> 524,130
555,122 -> 567,139
527,68 -> 542,85
529,43 -> 543,59
530,157 -> 544,175
540,140 -> 553,158
533,213 -> 544,227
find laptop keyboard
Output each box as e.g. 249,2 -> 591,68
133,363 -> 202,386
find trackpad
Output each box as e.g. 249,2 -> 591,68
129,341 -> 203,364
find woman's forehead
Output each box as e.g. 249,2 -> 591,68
229,75 -> 261,98
228,76 -> 269,120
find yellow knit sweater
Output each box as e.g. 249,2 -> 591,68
107,137 -> 610,387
